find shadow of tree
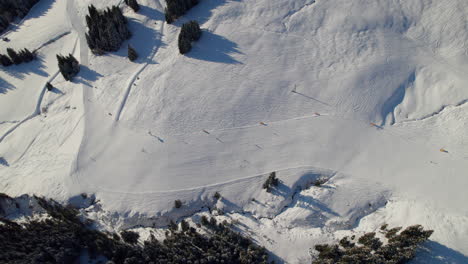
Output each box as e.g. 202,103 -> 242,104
0,76 -> 15,94
103,16 -> 165,62
187,31 -> 242,64
139,5 -> 164,21
180,0 -> 241,25
0,157 -> 9,166
75,65 -> 103,87
0,55 -> 48,94
412,241 -> 468,264
49,87 -> 64,95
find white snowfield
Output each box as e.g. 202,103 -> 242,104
1,0 -> 468,262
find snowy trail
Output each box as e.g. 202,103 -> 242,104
75,107 -> 467,209
0,41 -> 74,143
114,22 -> 165,121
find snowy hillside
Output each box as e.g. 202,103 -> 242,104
1,0 -> 468,262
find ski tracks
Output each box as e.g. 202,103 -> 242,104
114,22 -> 166,122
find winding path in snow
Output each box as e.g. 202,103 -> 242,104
0,39 -> 77,143
114,22 -> 166,122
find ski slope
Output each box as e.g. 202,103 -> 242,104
1,0 -> 468,262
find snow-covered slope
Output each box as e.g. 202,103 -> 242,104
1,0 -> 468,262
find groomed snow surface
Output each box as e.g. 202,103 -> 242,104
1,0 -> 468,263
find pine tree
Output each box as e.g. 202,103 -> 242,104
125,0 -> 140,12
46,82 -> 54,91
18,48 -> 34,62
0,54 -> 13,66
178,36 -> 192,54
57,54 -> 80,81
178,20 -> 201,54
164,0 -> 199,23
128,44 -> 138,61
6,48 -> 21,64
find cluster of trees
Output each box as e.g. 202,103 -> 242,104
0,47 -> 35,66
164,0 -> 199,23
57,54 -> 79,81
312,224 -> 434,263
263,172 -> 279,192
0,195 -> 270,264
178,20 -> 201,54
161,215 -> 270,263
0,0 -> 39,33
124,0 -> 140,12
85,5 -> 131,55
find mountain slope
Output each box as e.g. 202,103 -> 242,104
1,0 -> 468,262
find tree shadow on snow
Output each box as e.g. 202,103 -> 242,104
187,31 -> 242,64
139,5 -> 164,21
0,157 -> 9,166
75,65 -> 103,87
49,87 -> 64,95
0,77 -> 15,94
105,17 -> 165,63
0,55 -> 48,84
180,0 -> 241,25
411,241 -> 468,264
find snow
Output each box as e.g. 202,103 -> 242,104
1,0 -> 468,263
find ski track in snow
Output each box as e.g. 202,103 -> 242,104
114,23 -> 165,122
0,40 -> 73,143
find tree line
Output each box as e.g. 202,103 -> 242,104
0,194 -> 270,264
0,47 -> 35,66
0,0 -> 39,33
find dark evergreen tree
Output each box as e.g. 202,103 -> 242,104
18,48 -> 34,62
85,5 -> 131,55
120,230 -> 139,244
128,44 -> 138,61
0,53 -> 12,66
125,0 -> 140,12
178,20 -> 202,54
200,215 -> 209,226
6,47 -> 21,64
57,54 -> 80,81
263,171 -> 279,192
164,0 -> 199,23
46,82 -> 54,91
180,219 -> 190,232
174,199 -> 182,208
